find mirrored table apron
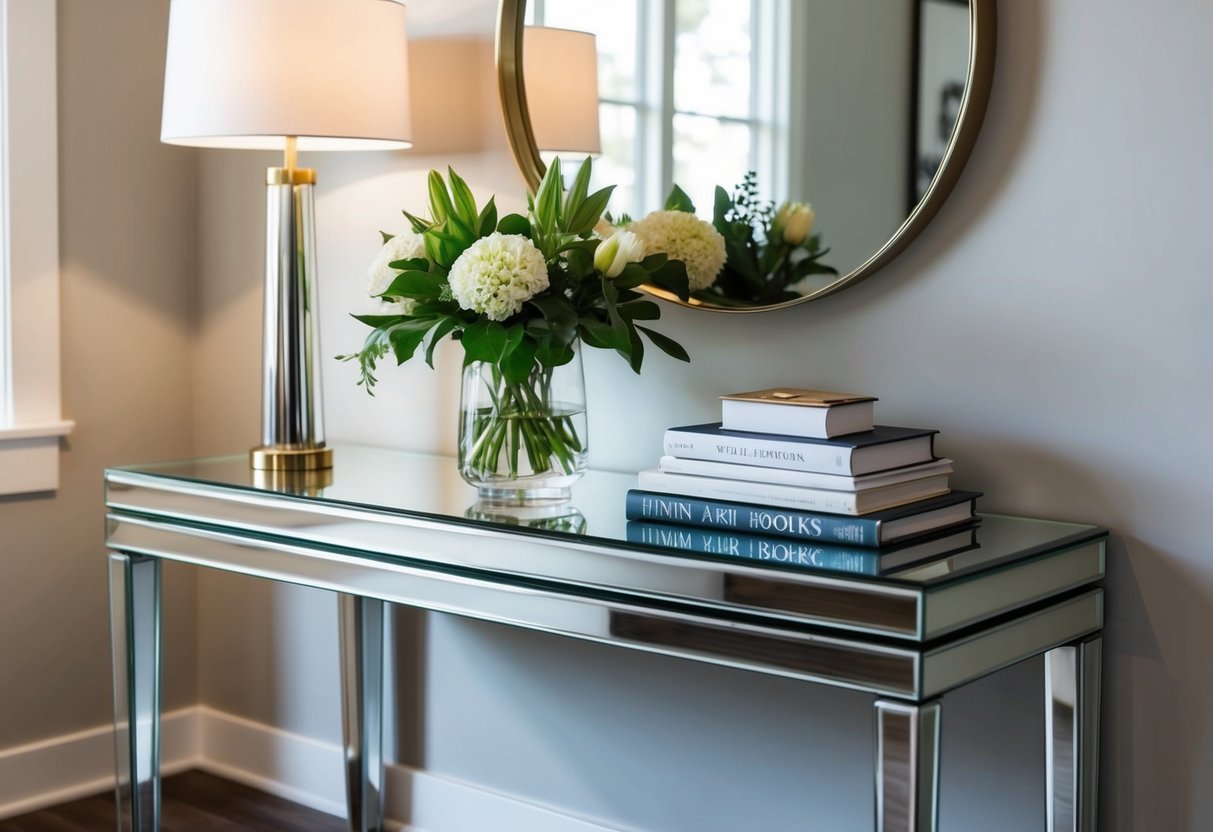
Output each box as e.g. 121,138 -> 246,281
104,446 -> 1106,832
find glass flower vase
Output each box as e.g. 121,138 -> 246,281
458,341 -> 588,504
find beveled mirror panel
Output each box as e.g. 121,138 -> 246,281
497,0 -> 995,311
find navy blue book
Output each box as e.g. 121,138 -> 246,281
624,489 -> 981,547
626,521 -> 980,575
662,423 -> 938,475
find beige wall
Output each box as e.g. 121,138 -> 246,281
0,0 -> 198,748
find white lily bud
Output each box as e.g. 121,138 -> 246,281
594,230 -> 645,278
774,201 -> 815,245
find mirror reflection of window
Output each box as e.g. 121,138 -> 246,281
531,0 -> 779,221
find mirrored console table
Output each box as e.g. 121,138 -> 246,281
104,445 -> 1106,832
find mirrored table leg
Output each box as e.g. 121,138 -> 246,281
339,594 -> 386,832
1045,636 -> 1102,832
109,553 -> 162,832
875,700 -> 941,832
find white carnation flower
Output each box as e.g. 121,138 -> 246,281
367,230 -> 426,316
368,231 -> 426,298
447,232 -> 549,321
628,210 -> 726,291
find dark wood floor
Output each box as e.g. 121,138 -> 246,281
0,770 -> 348,832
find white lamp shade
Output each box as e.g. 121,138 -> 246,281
161,0 -> 412,151
523,27 -> 601,155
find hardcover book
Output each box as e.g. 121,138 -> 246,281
624,489 -> 981,547
662,423 -> 938,476
626,521 -> 980,575
720,388 -> 877,438
636,468 -> 951,516
657,456 -> 955,494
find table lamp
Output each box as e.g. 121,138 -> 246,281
161,0 -> 412,471
523,26 -> 601,154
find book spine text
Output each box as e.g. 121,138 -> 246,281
625,491 -> 879,546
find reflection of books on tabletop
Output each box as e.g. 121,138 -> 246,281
663,424 -> 937,476
637,467 -> 951,516
720,388 -> 877,438
625,521 -> 980,575
625,489 -> 982,548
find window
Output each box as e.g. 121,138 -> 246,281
530,0 -> 791,220
0,0 -> 72,495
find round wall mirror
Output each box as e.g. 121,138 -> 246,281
497,0 -> 996,312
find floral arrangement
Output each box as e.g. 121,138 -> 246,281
659,173 -> 837,306
340,157 -> 701,491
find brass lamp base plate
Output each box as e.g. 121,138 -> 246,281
249,445 -> 334,471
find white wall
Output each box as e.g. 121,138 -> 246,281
0,0 -> 198,750
187,0 -> 1212,829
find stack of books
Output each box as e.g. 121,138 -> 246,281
626,388 -> 981,575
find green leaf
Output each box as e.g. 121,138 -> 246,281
478,196 -> 498,237
351,313 -> 407,328
624,324 -> 644,373
646,258 -> 691,300
497,213 -> 531,235
611,262 -> 650,290
427,170 -> 454,224
712,185 -> 733,230
403,210 -> 431,234
382,270 -> 445,300
567,185 -> 615,235
534,337 -> 576,368
637,325 -> 690,362
619,300 -> 661,321
528,294 -> 578,343
563,246 -> 593,277
461,321 -> 523,365
534,156 -> 564,233
564,157 -> 593,221
388,319 -> 438,365
577,318 -> 625,351
446,167 -> 479,228
664,184 -> 695,213
388,256 -> 429,272
424,318 -> 459,368
380,230 -> 394,244
499,335 -> 537,383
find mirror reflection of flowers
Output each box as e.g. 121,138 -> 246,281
339,157 -> 691,488
667,172 -> 837,306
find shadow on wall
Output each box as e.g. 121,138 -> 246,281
875,0 -> 1048,296
1104,539 -> 1208,832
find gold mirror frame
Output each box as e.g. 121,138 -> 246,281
496,0 -> 996,313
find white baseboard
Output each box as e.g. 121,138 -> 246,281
0,706 -> 621,832
387,766 -> 625,832
0,708 -> 200,820
193,707 -> 347,818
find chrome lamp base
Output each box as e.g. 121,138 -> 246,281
255,165 -> 333,471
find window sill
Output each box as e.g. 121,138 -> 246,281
0,420 -> 75,495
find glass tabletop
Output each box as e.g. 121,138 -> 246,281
111,444 -> 1105,588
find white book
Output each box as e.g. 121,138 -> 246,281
658,456 -> 954,492
721,389 -> 876,438
662,423 -> 938,476
636,469 -> 952,516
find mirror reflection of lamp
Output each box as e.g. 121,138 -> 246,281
522,27 -> 602,155
160,0 -> 412,471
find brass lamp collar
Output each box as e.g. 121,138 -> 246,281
267,167 -> 316,186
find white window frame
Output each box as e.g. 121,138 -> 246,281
534,0 -> 792,219
0,0 -> 73,496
